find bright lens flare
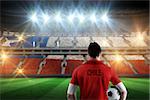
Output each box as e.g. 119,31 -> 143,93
43,14 -> 49,24
18,35 -> 24,41
78,14 -> 84,23
55,14 -> 62,22
137,34 -> 144,41
30,13 -> 38,22
14,68 -> 27,78
16,69 -> 24,74
1,53 -> 8,61
101,14 -> 109,22
68,14 -> 74,23
1,54 -> 7,59
115,55 -> 123,61
90,14 -> 96,23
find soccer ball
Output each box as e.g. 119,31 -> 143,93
107,86 -> 121,100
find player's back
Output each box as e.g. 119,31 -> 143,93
71,59 -> 112,100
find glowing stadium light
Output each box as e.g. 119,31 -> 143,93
18,35 -> 24,41
1,54 -> 7,59
90,14 -> 97,23
16,68 -> 24,74
42,14 -> 49,24
101,14 -> 109,22
137,34 -> 144,41
14,68 -> 26,77
78,14 -> 84,23
68,14 -> 74,23
55,13 -> 62,23
1,53 -> 8,61
30,13 -> 38,23
115,54 -> 123,61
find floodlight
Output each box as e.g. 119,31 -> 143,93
1,54 -> 7,59
78,14 -> 84,23
42,14 -> 49,24
90,14 -> 97,23
18,35 -> 24,41
55,14 -> 62,22
101,14 -> 109,22
68,14 -> 74,23
30,13 -> 38,22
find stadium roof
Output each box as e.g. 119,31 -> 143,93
1,0 -> 149,34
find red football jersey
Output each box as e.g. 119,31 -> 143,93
70,59 -> 121,100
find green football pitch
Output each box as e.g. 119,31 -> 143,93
0,78 -> 149,100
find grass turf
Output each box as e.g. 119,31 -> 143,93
0,78 -> 149,100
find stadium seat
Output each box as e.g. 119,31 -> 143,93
40,36 -> 49,47
46,37 -> 58,48
65,60 -> 83,74
92,37 -> 111,47
59,37 -> 74,48
109,61 -> 134,75
7,36 -> 17,40
108,37 -> 129,47
22,36 -> 41,48
129,60 -> 149,74
40,59 -> 61,75
0,58 -> 20,74
125,37 -> 147,47
22,58 -> 41,74
76,37 -> 91,48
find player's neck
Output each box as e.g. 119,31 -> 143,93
89,57 -> 100,61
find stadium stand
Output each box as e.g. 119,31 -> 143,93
0,57 -> 149,76
109,61 -> 134,75
0,37 -> 18,47
40,36 -> 49,47
0,58 -> 20,74
40,59 -> 61,75
108,37 -> 129,47
1,35 -> 148,48
59,37 -> 74,48
92,37 -> 111,47
65,60 -> 83,74
104,55 -> 136,75
125,37 -> 147,47
129,60 -> 149,74
76,37 -> 91,47
46,37 -> 58,47
23,36 -> 41,48
22,37 -> 34,48
22,58 -> 42,74
6,36 -> 17,40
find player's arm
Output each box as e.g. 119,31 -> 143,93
67,67 -> 79,100
116,82 -> 127,100
110,68 -> 127,100
67,83 -> 77,100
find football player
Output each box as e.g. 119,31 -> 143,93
67,42 -> 127,100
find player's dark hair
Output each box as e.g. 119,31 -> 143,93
88,42 -> 101,58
